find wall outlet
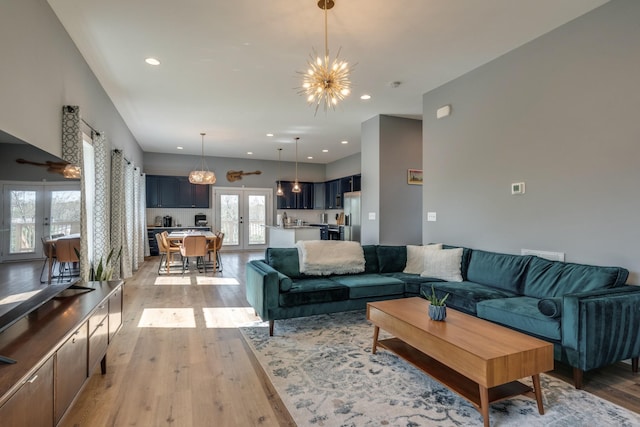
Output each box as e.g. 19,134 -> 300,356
427,212 -> 437,222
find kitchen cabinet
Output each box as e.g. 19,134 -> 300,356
276,181 -> 314,209
313,182 -> 325,209
325,179 -> 342,209
146,175 -> 210,208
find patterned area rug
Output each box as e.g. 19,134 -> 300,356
240,310 -> 640,427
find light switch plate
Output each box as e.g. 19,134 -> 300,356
368,212 -> 376,220
427,212 -> 437,222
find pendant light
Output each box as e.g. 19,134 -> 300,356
292,137 -> 301,193
276,148 -> 284,196
188,132 -> 216,185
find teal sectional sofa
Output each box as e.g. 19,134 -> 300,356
245,245 -> 640,388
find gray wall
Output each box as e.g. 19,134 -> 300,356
362,115 -> 423,245
326,153 -> 361,181
0,0 -> 143,165
422,0 -> 640,281
144,152 -> 326,190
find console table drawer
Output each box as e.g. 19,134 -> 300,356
89,302 -> 108,334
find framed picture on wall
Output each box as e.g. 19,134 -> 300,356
407,169 -> 423,185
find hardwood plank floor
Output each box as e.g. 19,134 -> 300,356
1,254 -> 639,426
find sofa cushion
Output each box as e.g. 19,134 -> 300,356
477,297 -> 561,341
422,281 -> 520,315
376,246 -> 407,273
466,250 -> 532,294
383,272 -> 445,295
279,278 -> 349,307
403,244 -> 442,274
420,248 -> 463,282
331,274 -> 405,299
265,247 -> 301,278
538,297 -> 562,318
362,245 -> 379,274
523,256 -> 629,298
442,245 -> 472,280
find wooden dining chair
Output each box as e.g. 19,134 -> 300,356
157,232 -> 180,274
40,237 -> 57,283
213,231 -> 224,272
179,235 -> 208,275
55,237 -> 80,282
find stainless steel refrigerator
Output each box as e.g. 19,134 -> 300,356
343,191 -> 361,242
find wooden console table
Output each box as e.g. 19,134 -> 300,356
0,280 -> 124,426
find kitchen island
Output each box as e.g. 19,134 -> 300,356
267,225 -> 321,248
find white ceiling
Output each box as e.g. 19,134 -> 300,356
47,0 -> 608,164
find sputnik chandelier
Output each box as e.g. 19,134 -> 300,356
298,0 -> 352,115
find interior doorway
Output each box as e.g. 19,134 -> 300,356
213,188 -> 272,251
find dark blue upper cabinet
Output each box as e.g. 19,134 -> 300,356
146,175 -> 210,208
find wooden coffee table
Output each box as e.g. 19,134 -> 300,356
367,297 -> 553,427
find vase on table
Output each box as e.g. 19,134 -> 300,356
429,304 -> 447,321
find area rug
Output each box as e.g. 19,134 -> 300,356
240,310 -> 640,427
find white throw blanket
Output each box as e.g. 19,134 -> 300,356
296,240 -> 365,276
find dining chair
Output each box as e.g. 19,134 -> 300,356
40,236 -> 57,283
55,237 -> 81,282
179,235 -> 208,275
213,231 -> 224,272
157,232 -> 180,274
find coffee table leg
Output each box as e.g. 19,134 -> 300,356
532,374 -> 545,415
372,326 -> 379,354
479,385 -> 490,427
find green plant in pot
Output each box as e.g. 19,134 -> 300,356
91,247 -> 122,281
421,285 -> 449,321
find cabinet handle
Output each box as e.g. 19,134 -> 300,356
27,374 -> 38,384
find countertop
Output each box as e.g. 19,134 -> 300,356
266,225 -> 322,230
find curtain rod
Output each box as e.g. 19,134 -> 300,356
113,149 -> 131,165
81,118 -> 101,136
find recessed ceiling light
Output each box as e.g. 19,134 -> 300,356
307,156 -> 313,160
145,57 -> 160,66
360,94 -> 371,100
266,133 -> 274,137
341,140 -> 349,144
177,146 -> 183,150
247,151 -> 253,155
322,149 -> 329,153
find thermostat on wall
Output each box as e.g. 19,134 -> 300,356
511,182 -> 525,195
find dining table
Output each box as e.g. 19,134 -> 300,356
166,231 -> 218,272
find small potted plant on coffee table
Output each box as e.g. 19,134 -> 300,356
422,285 -> 449,321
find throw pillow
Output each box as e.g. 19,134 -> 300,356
403,243 -> 443,274
420,248 -> 463,282
537,298 -> 562,318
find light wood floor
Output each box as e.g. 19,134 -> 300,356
1,254 -> 639,426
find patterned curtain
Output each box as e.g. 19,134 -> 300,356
110,150 -> 125,280
132,167 -> 141,269
93,131 -> 111,269
121,161 -> 135,278
62,106 -> 89,281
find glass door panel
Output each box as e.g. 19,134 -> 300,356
214,188 -> 271,251
3,185 -> 43,261
49,189 -> 81,236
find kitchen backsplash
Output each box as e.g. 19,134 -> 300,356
147,208 -> 213,227
276,209 -> 344,225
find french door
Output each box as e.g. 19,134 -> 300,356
213,188 -> 272,251
1,183 -> 81,262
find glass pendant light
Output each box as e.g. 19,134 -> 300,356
188,132 -> 216,185
276,148 -> 284,196
292,137 -> 301,193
